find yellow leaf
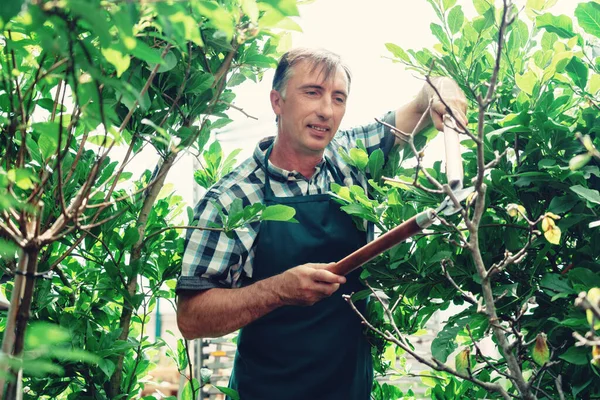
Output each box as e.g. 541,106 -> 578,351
590,74 -> 600,95
466,191 -> 477,207
455,348 -> 471,375
570,153 -> 592,171
587,288 -> 600,330
532,333 -> 550,366
506,203 -> 519,217
383,344 -> 397,369
583,135 -> 595,152
544,225 -> 561,245
542,216 -> 555,232
101,48 -> 130,78
517,205 -> 526,221
592,345 -> 600,367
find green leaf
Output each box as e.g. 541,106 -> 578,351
0,239 -> 18,260
472,0 -> 492,14
0,0 -> 24,27
368,149 -> 385,180
385,43 -> 411,63
7,168 -> 36,190
570,185 -> 600,205
261,204 -> 296,222
34,121 -> 60,160
49,348 -> 100,364
18,359 -> 63,377
442,0 -> 457,11
130,41 -> 165,65
241,0 -> 259,22
214,386 -> 240,400
515,70 -> 537,96
448,6 -> 465,35
122,226 -> 140,248
430,23 -> 450,48
349,148 -> 369,170
473,7 -> 495,32
186,72 -> 215,94
153,51 -> 178,73
507,20 -> 528,53
590,73 -> 600,94
258,0 -> 300,17
575,2 -> 600,38
166,10 -> 204,46
101,48 -> 130,78
559,346 -> 589,365
540,273 -> 575,295
431,320 -> 465,363
536,13 -> 576,38
541,31 -> 559,51
98,358 -> 115,378
181,378 -> 200,400
176,339 -> 188,371
566,57 -> 589,89
25,323 -> 70,349
194,1 -> 234,41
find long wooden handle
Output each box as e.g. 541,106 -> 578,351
443,116 -> 464,190
329,209 -> 436,276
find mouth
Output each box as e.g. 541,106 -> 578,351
307,124 -> 330,133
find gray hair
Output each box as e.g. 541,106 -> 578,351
272,48 -> 352,98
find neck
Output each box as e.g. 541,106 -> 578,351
269,139 -> 323,179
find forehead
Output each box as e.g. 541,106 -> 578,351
289,60 -> 349,91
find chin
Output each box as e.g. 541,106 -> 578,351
304,140 -> 329,153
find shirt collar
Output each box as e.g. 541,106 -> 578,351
253,137 -> 326,182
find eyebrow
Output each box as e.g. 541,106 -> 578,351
299,84 -> 348,98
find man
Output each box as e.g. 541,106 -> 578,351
176,48 -> 466,399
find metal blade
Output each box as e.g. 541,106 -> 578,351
436,186 -> 475,216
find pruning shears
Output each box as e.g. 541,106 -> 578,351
329,116 -> 474,276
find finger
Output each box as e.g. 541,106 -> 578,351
311,262 -> 336,270
312,269 -> 346,284
431,110 -> 445,131
313,282 -> 341,296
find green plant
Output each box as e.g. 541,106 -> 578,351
0,0 -> 299,398
336,0 -> 600,398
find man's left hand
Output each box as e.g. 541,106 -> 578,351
417,77 -> 468,131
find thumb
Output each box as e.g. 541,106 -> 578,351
431,109 -> 444,131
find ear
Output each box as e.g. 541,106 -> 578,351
270,89 -> 283,116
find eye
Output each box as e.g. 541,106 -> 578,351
306,90 -> 318,96
335,96 -> 346,104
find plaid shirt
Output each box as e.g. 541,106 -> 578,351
176,112 -> 396,292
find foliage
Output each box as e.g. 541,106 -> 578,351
0,0 -> 298,398
335,0 -> 600,398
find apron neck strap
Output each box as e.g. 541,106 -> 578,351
263,145 -> 345,199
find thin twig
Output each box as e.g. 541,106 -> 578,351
219,101 -> 259,120
441,260 -> 477,305
343,294 -> 512,399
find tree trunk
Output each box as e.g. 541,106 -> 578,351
107,152 -> 177,397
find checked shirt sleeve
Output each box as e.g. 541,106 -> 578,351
335,111 -> 397,157
176,189 -> 248,292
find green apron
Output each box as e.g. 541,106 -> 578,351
228,147 -> 373,400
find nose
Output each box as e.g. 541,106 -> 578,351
316,97 -> 333,120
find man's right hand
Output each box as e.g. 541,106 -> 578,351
272,263 -> 347,306
177,263 -> 347,339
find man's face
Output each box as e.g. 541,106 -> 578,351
270,60 -> 349,156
